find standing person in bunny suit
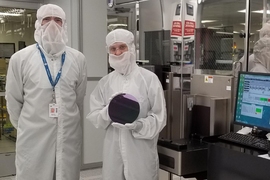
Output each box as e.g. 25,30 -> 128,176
87,29 -> 167,180
5,4 -> 87,180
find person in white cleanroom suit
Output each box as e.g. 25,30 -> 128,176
235,21 -> 270,74
5,4 -> 87,180
234,54 -> 255,74
250,36 -> 270,73
87,29 -> 166,180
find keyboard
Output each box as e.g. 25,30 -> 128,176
218,132 -> 270,151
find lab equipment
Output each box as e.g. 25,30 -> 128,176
158,74 -> 233,177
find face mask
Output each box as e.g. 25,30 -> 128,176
40,20 -> 66,55
109,52 -> 130,75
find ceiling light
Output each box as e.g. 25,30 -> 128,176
238,9 -> 270,14
117,0 -> 149,6
252,10 -> 270,14
238,9 -> 246,13
216,31 -> 233,35
0,12 -> 23,16
108,24 -> 127,27
208,27 -> 222,30
201,20 -> 217,23
0,8 -> 25,17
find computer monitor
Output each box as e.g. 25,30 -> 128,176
186,3 -> 193,16
234,71 -> 270,132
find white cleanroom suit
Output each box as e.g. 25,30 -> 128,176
250,36 -> 270,73
5,4 -> 87,180
87,29 -> 167,180
235,22 -> 270,74
235,54 -> 255,73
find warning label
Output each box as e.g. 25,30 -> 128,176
204,75 -> 213,83
171,21 -> 182,36
184,20 -> 195,36
171,20 -> 195,37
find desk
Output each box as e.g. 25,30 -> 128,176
208,142 -> 270,180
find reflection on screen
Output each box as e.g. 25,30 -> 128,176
235,72 -> 270,131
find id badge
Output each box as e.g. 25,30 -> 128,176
49,103 -> 59,117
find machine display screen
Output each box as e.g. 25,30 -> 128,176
186,3 -> 193,16
175,4 -> 181,16
234,72 -> 270,131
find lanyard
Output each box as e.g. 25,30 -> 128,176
37,44 -> 66,91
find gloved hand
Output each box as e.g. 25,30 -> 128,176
112,121 -> 143,131
111,122 -> 127,129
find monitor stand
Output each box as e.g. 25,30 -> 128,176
250,128 -> 268,139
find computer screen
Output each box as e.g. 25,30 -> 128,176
234,71 -> 270,132
186,3 -> 193,16
175,4 -> 181,16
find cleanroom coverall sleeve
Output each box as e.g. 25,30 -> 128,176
132,77 -> 166,140
5,55 -> 24,129
75,57 -> 87,115
87,84 -> 111,129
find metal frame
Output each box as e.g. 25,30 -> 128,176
244,0 -> 251,72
